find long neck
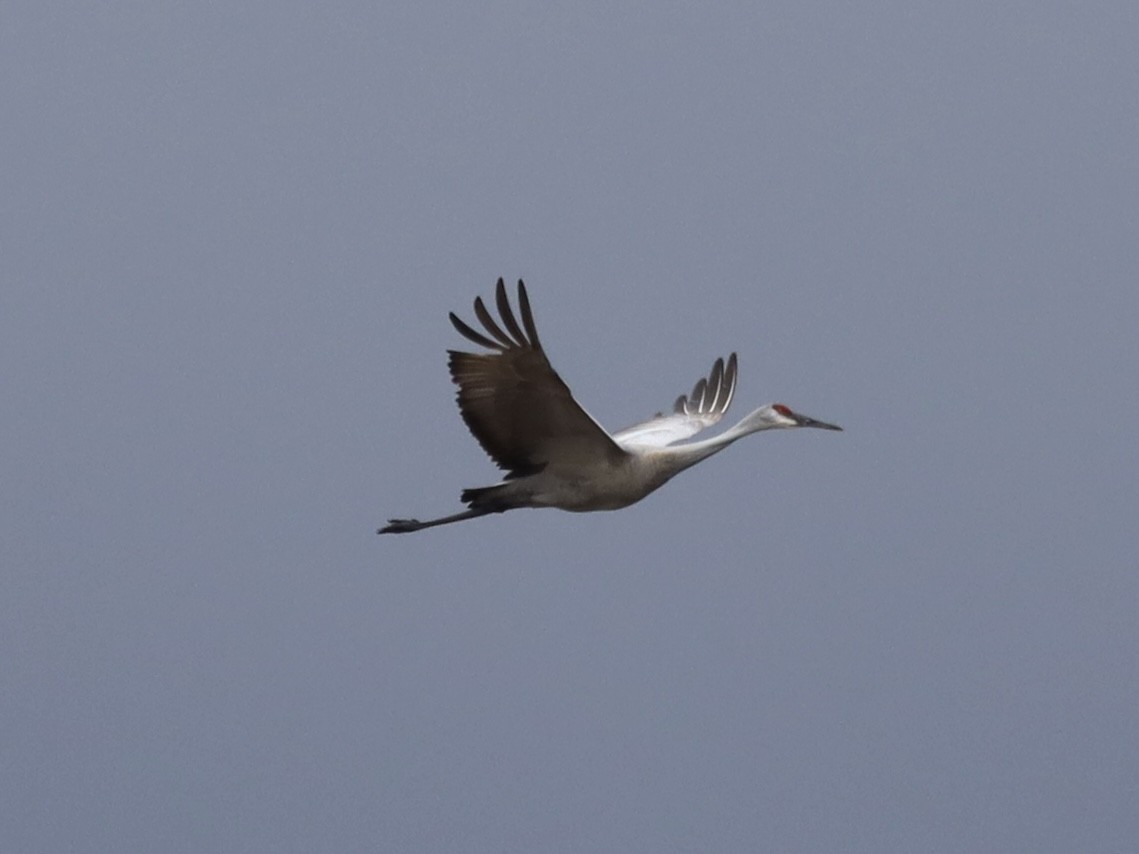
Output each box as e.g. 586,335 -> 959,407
655,407 -> 776,475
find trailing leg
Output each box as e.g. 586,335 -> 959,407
377,506 -> 501,535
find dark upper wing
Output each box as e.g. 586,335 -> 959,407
447,279 -> 628,477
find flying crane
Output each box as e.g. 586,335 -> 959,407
379,279 -> 841,534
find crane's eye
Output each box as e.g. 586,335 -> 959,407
773,404 -> 793,418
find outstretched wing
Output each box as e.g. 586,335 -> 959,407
612,353 -> 738,450
447,279 -> 628,477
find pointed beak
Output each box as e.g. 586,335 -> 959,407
795,413 -> 843,431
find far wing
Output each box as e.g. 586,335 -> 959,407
613,353 -> 738,450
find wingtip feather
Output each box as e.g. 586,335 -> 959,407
450,310 -> 505,351
516,280 -> 543,351
495,279 -> 529,346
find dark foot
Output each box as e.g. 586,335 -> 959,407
378,519 -> 422,534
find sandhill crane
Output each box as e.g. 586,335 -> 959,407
379,279 -> 841,534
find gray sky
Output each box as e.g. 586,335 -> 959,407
4,2 -> 1138,851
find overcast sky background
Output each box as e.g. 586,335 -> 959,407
3,2 -> 1138,852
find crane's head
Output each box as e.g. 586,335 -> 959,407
755,403 -> 843,432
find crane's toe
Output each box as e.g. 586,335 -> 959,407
378,518 -> 422,534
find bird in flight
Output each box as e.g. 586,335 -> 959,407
379,279 -> 841,534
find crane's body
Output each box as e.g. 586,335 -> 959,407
379,279 -> 841,534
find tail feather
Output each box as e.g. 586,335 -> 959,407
461,484 -> 510,509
